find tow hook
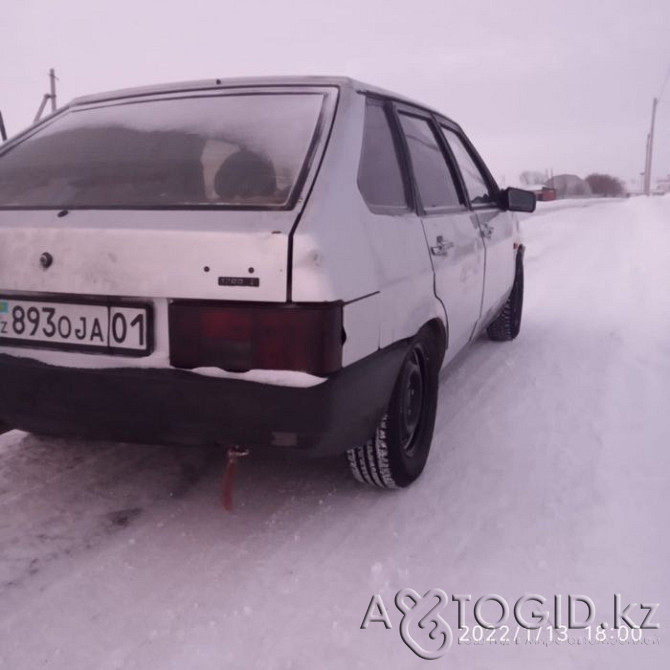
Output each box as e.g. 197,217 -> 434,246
222,446 -> 250,511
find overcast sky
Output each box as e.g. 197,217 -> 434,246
2,0 -> 669,188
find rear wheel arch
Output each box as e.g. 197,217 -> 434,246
423,317 -> 447,368
346,322 -> 443,489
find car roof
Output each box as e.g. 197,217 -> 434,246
71,75 -> 456,123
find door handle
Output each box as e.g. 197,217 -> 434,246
431,235 -> 454,256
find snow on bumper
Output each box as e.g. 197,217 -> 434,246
0,343 -> 408,456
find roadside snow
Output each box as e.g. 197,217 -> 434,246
0,196 -> 668,669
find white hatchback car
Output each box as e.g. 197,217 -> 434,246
0,77 -> 534,488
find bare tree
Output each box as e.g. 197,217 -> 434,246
519,170 -> 546,186
585,174 -> 624,197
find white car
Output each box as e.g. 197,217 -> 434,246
0,76 -> 535,488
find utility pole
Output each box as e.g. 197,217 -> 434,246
643,97 -> 658,195
643,133 -> 650,193
34,68 -> 58,123
643,66 -> 669,196
49,67 -> 57,112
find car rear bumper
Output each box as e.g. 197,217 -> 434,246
0,344 -> 408,456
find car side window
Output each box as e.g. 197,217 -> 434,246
440,127 -> 496,206
397,113 -> 461,210
357,99 -> 409,211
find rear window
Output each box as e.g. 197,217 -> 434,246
0,93 -> 327,209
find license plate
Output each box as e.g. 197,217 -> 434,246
0,297 -> 151,355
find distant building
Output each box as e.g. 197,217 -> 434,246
545,174 -> 592,199
538,186 -> 557,201
524,185 -> 557,202
656,175 -> 670,194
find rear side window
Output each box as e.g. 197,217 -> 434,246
398,114 -> 461,210
357,100 -> 408,211
0,93 -> 327,209
440,127 -> 496,206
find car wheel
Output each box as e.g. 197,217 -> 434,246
347,329 -> 440,489
487,254 -> 524,342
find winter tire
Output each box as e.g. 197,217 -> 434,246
347,329 -> 440,489
487,251 -> 524,342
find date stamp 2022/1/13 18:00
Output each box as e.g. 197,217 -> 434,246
360,590 -> 661,660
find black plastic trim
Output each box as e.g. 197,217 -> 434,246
0,341 -> 410,456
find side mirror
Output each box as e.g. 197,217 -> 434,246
500,187 -> 536,213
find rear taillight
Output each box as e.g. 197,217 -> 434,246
169,301 -> 343,376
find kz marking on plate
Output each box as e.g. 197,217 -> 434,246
0,297 -> 152,356
218,277 -> 260,287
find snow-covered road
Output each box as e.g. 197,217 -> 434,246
1,196 -> 668,669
